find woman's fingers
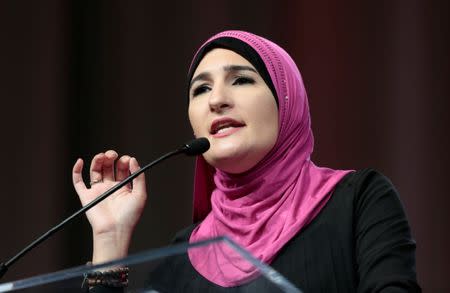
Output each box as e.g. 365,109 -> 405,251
115,155 -> 131,182
102,150 -> 118,183
84,151 -> 142,194
130,157 -> 147,198
72,158 -> 87,194
89,153 -> 105,185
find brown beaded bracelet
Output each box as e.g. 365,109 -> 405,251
82,264 -> 129,289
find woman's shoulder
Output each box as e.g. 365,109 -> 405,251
338,168 -> 395,188
335,168 -> 399,201
328,168 -> 406,222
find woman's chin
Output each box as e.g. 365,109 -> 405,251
204,150 -> 253,174
214,162 -> 251,174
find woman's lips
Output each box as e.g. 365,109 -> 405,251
211,126 -> 243,138
210,117 -> 245,138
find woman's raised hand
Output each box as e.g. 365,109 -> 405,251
72,150 -> 147,263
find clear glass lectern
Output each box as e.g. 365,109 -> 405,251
0,237 -> 302,293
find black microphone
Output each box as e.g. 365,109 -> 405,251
0,137 -> 210,279
179,137 -> 210,156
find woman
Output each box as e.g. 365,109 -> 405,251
73,30 -> 420,292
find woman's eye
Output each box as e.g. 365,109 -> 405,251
192,85 -> 210,97
233,76 -> 255,85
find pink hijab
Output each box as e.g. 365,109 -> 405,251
188,30 -> 352,287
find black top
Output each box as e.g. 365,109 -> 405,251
91,169 -> 421,292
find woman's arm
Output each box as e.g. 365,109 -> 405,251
73,151 -> 147,293
354,170 -> 421,292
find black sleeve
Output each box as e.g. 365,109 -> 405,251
354,169 -> 421,292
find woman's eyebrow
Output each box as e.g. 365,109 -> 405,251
190,65 -> 257,90
223,65 -> 257,73
190,72 -> 210,90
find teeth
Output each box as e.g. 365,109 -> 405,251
217,126 -> 233,134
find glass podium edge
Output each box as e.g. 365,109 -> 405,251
0,236 -> 302,293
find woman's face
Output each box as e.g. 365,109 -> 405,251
188,48 -> 279,174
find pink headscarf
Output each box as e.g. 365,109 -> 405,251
188,30 -> 352,287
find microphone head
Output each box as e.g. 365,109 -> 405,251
180,137 -> 210,156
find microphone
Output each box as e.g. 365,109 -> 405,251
179,137 -> 210,156
0,137 -> 210,279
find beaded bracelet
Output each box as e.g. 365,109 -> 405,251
82,263 -> 129,289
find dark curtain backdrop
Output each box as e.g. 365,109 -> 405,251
0,0 -> 448,291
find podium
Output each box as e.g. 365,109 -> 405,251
0,237 -> 302,292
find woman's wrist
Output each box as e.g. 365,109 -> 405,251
92,230 -> 132,264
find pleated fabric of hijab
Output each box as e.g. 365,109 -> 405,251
187,30 -> 352,287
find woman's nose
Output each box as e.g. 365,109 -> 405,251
208,84 -> 232,113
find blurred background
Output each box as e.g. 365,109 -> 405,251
0,0 -> 448,291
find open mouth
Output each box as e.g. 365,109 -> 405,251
210,118 -> 245,136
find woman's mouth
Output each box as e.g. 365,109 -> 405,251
210,118 -> 245,138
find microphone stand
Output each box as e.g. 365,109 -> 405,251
0,138 -> 208,279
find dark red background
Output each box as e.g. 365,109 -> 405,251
0,0 -> 448,291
